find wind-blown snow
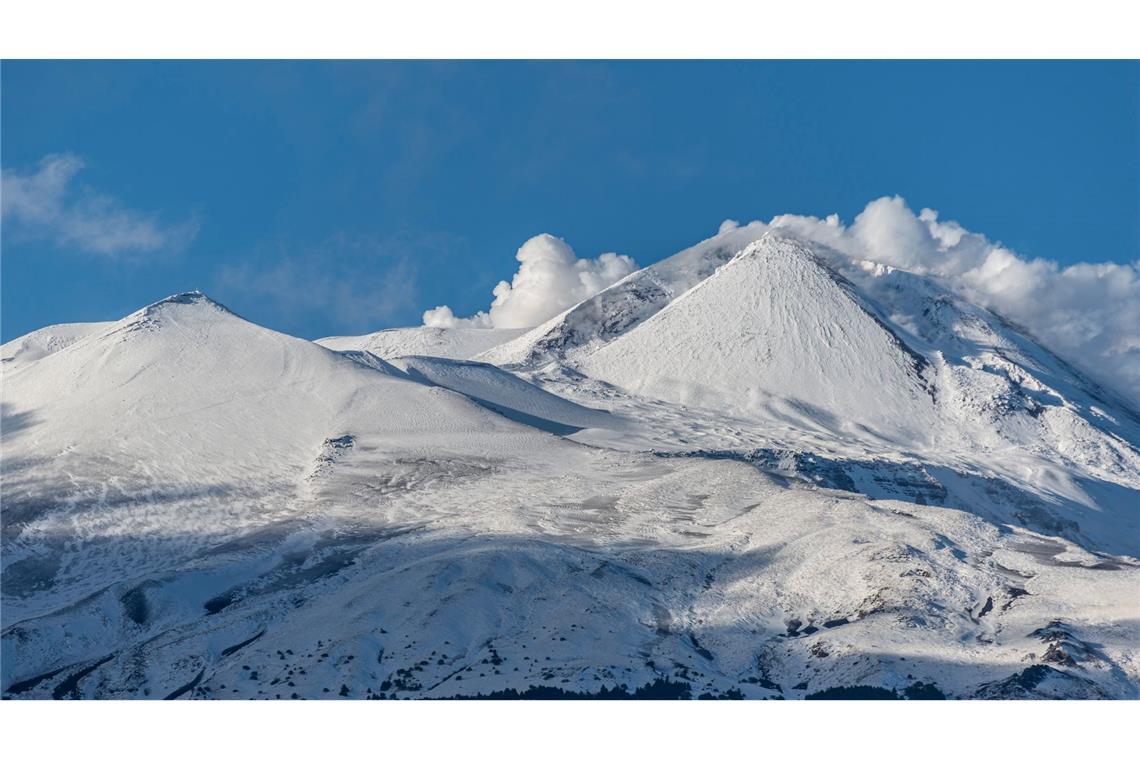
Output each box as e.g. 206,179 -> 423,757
423,233 -> 637,329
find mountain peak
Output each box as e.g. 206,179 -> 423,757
121,290 -> 237,330
148,290 -> 230,311
735,230 -> 825,266
479,229 -> 815,369
578,230 -> 935,439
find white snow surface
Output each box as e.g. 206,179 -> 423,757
317,325 -> 527,361
389,355 -> 623,434
3,228 -> 1139,701
1,321 -> 113,366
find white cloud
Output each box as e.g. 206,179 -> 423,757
424,233 -> 637,329
763,196 -> 1140,407
1,153 -> 198,257
422,304 -> 479,329
214,233 -> 427,334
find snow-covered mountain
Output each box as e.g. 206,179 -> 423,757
3,230 -> 1138,700
481,221 -> 771,367
580,235 -> 937,441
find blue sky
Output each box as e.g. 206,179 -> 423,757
2,60 -> 1137,342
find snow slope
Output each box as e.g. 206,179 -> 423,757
389,355 -> 622,435
1,321 -> 113,366
318,325 -> 527,361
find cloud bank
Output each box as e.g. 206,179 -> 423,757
760,197 -> 1139,407
424,233 -> 637,329
1,153 -> 198,257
